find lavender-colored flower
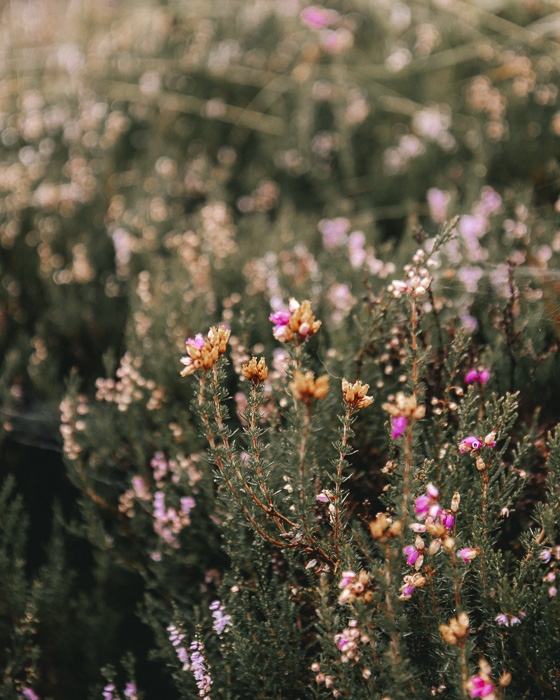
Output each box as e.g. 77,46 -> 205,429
210,600 -> 231,634
124,683 -> 137,699
316,492 -> 330,503
401,583 -> 415,598
539,549 -> 552,563
102,685 -> 115,700
495,613 -> 509,626
391,415 -> 407,439
21,690 -> 39,700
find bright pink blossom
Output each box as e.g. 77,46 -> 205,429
465,368 -> 490,384
469,675 -> 494,698
391,415 -> 407,439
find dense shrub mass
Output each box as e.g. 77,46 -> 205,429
1,1 -> 560,698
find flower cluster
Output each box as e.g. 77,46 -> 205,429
209,600 -> 231,634
382,392 -> 426,439
387,249 -> 434,299
94,352 -> 165,411
152,491 -> 196,548
334,619 -> 370,665
341,378 -> 374,410
439,612 -> 470,645
337,570 -> 373,605
189,640 -> 213,699
289,370 -> 329,404
269,298 -> 321,343
241,356 -> 268,384
180,325 -> 231,376
494,611 -> 524,626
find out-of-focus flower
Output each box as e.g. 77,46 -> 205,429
383,393 -> 425,439
300,5 -> 340,29
457,547 -> 479,563
439,612 -> 469,645
465,368 -> 490,384
269,299 -> 322,343
289,370 -> 329,403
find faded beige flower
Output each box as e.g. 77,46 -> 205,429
342,378 -> 374,410
289,370 -> 329,403
242,356 -> 268,383
439,612 -> 469,645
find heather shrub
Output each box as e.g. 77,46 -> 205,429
1,1 -> 560,698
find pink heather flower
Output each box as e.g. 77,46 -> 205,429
465,368 -> 490,384
317,492 -> 330,503
186,334 -> 205,351
457,547 -> 478,563
103,686 -> 115,700
404,545 -> 420,566
269,310 -> 291,326
415,495 -> 431,518
22,690 -> 39,700
426,483 -> 439,499
339,571 -> 356,588
459,436 -> 482,453
549,586 -> 557,597
495,613 -> 509,626
427,187 -> 450,223
441,512 -> 455,530
469,676 -> 495,698
300,5 -> 340,29
391,415 -> 408,439
318,217 -> 350,248
124,683 -> 137,699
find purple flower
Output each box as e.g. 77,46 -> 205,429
441,512 -> 455,530
465,368 -> 490,384
316,492 -> 330,503
540,549 -> 552,563
495,613 -> 509,626
414,495 -> 431,518
404,545 -> 420,566
459,436 -> 482,453
391,415 -> 407,439
400,583 -> 415,598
